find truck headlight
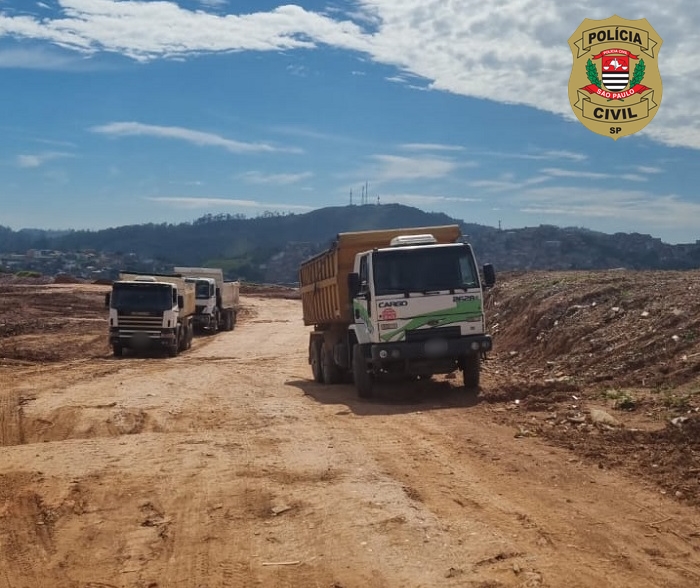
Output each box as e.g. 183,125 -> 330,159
471,341 -> 480,351
391,349 -> 401,358
379,349 -> 388,359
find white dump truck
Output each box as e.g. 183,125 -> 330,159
105,272 -> 195,357
174,267 -> 240,332
299,225 -> 495,398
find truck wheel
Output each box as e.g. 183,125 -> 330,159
226,310 -> 234,331
112,343 -> 123,357
178,327 -> 187,352
352,344 -> 373,399
310,339 -> 323,383
462,353 -> 480,390
321,345 -> 341,385
186,323 -> 193,349
167,343 -> 179,357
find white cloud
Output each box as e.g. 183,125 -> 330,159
147,196 -> 314,210
1,2 -> 698,148
477,149 -> 587,162
634,165 -> 663,174
516,186 -> 700,234
238,171 -> 313,185
371,154 -> 462,181
197,0 -> 227,8
0,47 -> 89,69
540,167 -> 647,182
400,143 -> 465,152
469,175 -> 551,192
16,151 -> 73,167
379,193 -> 481,205
91,121 -> 300,154
0,1 -> 370,61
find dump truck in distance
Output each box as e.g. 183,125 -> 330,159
105,272 -> 195,357
174,267 -> 240,332
299,225 -> 495,398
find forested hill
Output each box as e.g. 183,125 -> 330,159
1,204 -> 700,283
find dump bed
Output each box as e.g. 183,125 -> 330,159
299,225 -> 461,326
219,281 -> 240,309
117,272 -> 196,316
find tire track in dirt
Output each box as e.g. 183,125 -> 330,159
2,294 -> 700,587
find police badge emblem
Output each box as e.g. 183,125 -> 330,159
568,16 -> 663,140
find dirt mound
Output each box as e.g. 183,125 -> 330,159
486,269 -> 700,390
239,282 -> 300,299
53,273 -> 84,284
483,269 -> 700,504
0,284 -> 111,361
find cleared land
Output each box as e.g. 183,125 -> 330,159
1,271 -> 699,587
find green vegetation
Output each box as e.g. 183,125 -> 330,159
15,270 -> 42,278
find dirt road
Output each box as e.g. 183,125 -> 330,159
2,295 -> 700,587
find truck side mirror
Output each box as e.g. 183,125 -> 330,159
482,263 -> 496,288
177,295 -> 184,309
348,272 -> 361,298
104,293 -> 110,307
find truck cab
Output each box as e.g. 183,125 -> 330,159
106,275 -> 194,357
185,276 -> 219,330
346,235 -> 494,393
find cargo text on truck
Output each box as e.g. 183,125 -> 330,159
299,225 -> 495,398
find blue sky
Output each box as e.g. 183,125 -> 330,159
0,1 -> 698,243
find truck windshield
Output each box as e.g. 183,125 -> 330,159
372,245 -> 478,296
194,281 -> 211,299
111,283 -> 173,311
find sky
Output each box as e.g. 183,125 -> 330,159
0,1 -> 699,244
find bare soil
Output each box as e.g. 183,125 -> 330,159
1,271 -> 699,587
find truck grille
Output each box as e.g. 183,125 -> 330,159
117,313 -> 163,331
405,325 -> 461,342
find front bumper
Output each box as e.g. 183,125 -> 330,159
369,334 -> 492,362
109,328 -> 176,348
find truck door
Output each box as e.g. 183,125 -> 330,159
353,254 -> 373,343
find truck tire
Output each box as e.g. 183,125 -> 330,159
352,344 -> 373,399
186,322 -> 193,349
462,353 -> 480,390
112,343 -> 123,357
310,339 -> 323,383
321,345 -> 341,385
178,326 -> 188,352
170,327 -> 181,356
226,310 -> 234,331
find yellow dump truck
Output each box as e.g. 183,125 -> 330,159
105,272 -> 195,357
299,225 -> 495,398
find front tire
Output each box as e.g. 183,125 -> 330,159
462,353 -> 480,390
186,322 -> 193,349
352,344 -> 373,399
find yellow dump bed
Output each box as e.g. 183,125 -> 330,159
299,225 -> 461,325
